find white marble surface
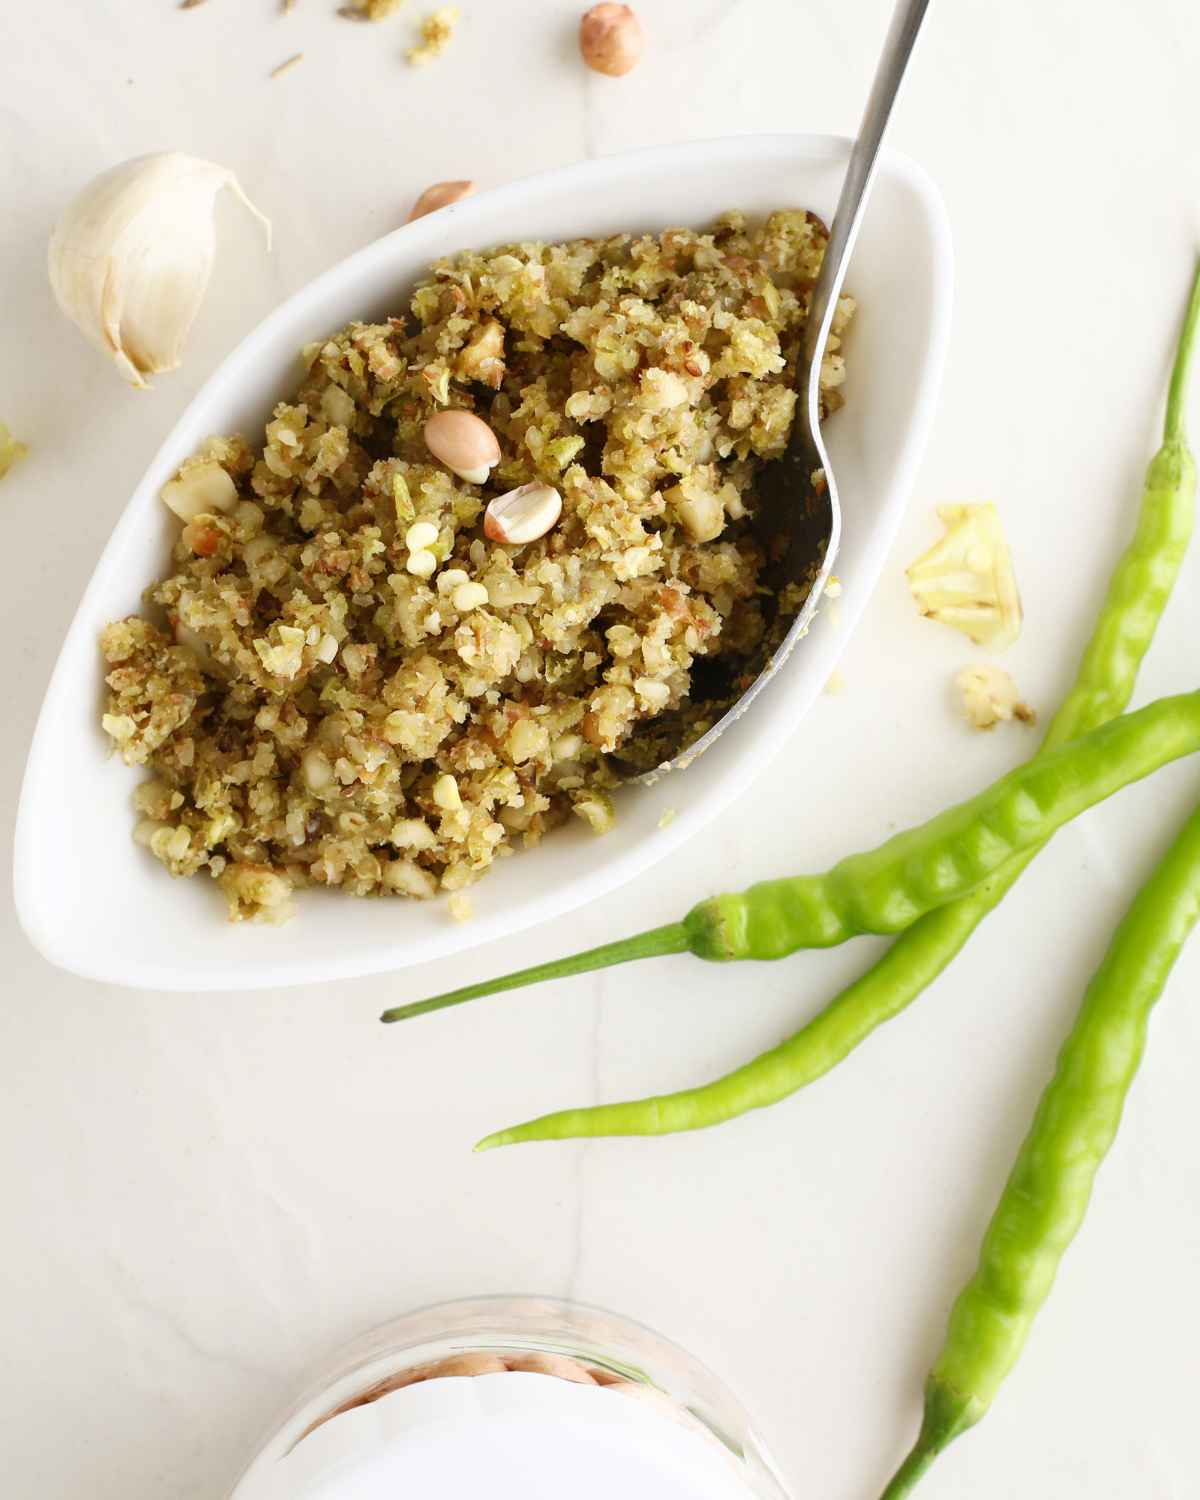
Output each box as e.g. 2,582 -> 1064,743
3,2 -> 1200,1497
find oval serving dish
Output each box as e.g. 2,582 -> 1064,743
15,134 -> 952,991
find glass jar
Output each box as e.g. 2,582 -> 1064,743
230,1296 -> 789,1500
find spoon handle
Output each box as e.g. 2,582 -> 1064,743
803,0 -> 934,401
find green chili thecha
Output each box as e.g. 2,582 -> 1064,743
878,795 -> 1200,1499
470,260 -> 1200,1148
386,689 -> 1200,1027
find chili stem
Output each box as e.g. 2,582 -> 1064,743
381,922 -> 689,1023
1165,256 -> 1200,442
876,1443 -> 937,1500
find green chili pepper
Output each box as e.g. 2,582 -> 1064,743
878,795 -> 1200,1498
468,261 -> 1200,1149
385,689 -> 1200,1027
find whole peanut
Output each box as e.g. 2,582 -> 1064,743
407,180 -> 477,222
579,4 -> 645,76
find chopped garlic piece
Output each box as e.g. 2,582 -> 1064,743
161,458 -> 237,521
906,504 -> 1022,649
573,792 -> 615,835
447,891 -> 473,922
956,663 -> 1035,730
432,773 -> 461,811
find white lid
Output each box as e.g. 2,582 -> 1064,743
238,1371 -> 762,1500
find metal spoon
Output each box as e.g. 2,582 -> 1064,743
647,0 -> 934,778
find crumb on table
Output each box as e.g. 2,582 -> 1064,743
407,6 -> 459,65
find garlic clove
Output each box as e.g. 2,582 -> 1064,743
484,482 -> 563,545
48,152 -> 270,389
423,408 -> 501,483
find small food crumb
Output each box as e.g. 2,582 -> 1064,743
270,51 -> 305,77
824,574 -> 842,598
0,424 -> 28,480
824,670 -> 845,696
283,0 -> 296,12
906,504 -> 1022,649
448,891 -> 473,922
956,663 -> 1035,730
657,808 -> 677,830
407,5 -> 458,64
339,0 -> 404,17
179,0 -> 208,9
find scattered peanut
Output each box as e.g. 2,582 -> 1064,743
390,817 -> 437,851
484,482 -> 563,545
161,460 -> 237,522
424,408 -> 502,484
407,179 -> 477,223
451,581 -> 489,612
579,3 -> 645,76
433,773 -> 462,811
436,567 -> 471,595
457,318 -> 506,389
405,548 -> 437,578
634,677 -> 671,710
301,747 -> 335,794
405,520 -> 440,551
382,859 -> 438,898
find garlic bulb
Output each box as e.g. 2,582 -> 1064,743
48,152 -> 270,389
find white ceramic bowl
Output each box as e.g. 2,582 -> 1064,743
15,134 -> 952,992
